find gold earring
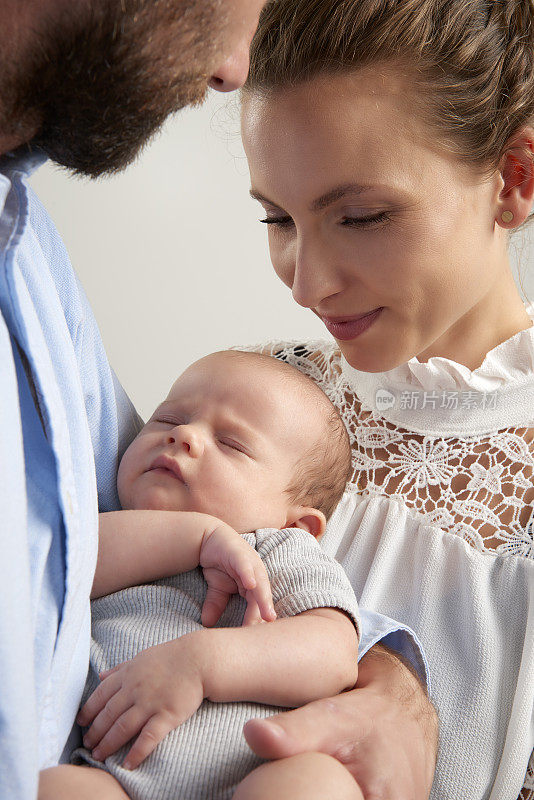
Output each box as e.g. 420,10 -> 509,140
501,210 -> 514,224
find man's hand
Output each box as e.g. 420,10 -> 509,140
200,523 -> 276,627
76,635 -> 207,770
243,644 -> 438,799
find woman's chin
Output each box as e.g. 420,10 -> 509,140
337,340 -> 409,374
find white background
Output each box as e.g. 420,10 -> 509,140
29,91 -> 534,420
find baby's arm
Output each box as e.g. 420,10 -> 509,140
94,510 -> 219,597
80,527 -> 359,768
93,510 -> 275,623
78,606 -> 358,769
199,606 -> 358,705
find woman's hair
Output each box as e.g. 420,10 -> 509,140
244,0 -> 534,189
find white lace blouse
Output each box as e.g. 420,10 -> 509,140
245,304 -> 534,800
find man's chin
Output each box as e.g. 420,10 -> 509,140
31,81 -> 210,179
4,0 -> 217,178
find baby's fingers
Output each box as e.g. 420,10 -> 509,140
122,712 -> 179,770
201,584 -> 232,627
250,565 -> 276,622
242,596 -> 263,626
99,664 -> 123,680
230,549 -> 275,622
77,671 -> 122,727
90,704 -> 147,763
230,553 -> 257,592
81,685 -> 134,751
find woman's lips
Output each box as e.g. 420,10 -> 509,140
320,307 -> 384,341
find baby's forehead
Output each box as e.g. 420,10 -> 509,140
170,350 -> 302,391
166,351 -> 329,427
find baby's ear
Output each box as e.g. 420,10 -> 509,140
285,507 -> 327,539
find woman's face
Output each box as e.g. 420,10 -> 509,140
241,68 -> 507,372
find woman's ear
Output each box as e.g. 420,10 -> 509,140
285,507 -> 327,538
496,126 -> 534,228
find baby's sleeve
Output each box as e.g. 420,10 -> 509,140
252,527 -> 361,640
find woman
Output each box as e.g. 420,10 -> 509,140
239,1 -> 534,798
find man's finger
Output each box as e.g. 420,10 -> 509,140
244,677 -> 436,800
244,692 -> 369,761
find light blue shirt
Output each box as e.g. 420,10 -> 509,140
0,149 -> 428,800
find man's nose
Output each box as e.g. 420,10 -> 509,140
209,1 -> 266,92
209,42 -> 251,92
166,425 -> 204,458
290,236 -> 345,309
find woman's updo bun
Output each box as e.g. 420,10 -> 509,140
245,0 -> 534,179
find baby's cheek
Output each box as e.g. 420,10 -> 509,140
116,450 -> 140,509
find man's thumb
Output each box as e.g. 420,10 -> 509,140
244,706 -> 321,760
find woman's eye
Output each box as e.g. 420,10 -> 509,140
341,211 -> 390,228
260,212 -> 390,230
259,215 -> 294,228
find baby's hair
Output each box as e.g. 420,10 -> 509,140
285,402 -> 352,522
244,0 -> 534,226
226,349 -> 352,520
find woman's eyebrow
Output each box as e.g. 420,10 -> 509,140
249,182 -> 374,213
249,188 -> 284,209
311,183 -> 374,212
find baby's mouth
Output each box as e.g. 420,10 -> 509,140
148,454 -> 187,485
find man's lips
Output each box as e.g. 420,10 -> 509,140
319,307 -> 384,341
148,454 -> 186,484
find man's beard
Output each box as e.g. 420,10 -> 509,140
0,0 -> 223,178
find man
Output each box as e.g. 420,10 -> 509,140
0,1 -> 437,798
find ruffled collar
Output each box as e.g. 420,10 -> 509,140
341,304 -> 534,436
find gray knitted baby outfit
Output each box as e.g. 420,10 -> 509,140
72,527 -> 360,799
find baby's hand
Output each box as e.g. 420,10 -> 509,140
77,636 -> 204,770
200,523 -> 276,627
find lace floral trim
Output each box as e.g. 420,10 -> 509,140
238,339 -> 534,559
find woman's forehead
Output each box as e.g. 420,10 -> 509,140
244,75 -> 420,165
242,71 -> 475,208
242,68 -> 422,142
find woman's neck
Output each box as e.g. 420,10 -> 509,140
417,267 -> 532,370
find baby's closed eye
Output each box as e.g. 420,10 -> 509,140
217,437 -> 251,456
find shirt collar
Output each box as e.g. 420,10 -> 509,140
0,143 -> 48,179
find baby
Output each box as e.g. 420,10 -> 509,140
39,350 -> 363,800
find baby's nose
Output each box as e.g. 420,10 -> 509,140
167,425 -> 204,458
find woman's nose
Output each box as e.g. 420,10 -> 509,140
166,425 -> 204,458
290,237 -> 345,309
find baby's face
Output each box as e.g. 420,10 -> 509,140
117,352 -> 324,533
